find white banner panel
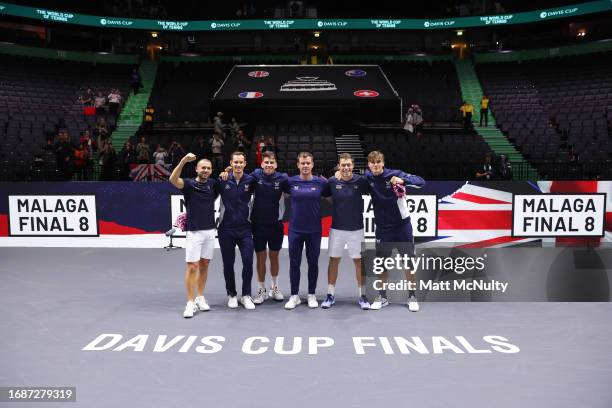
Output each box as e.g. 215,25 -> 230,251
8,195 -> 98,236
512,194 -> 606,237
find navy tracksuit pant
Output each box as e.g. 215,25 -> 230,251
288,229 -> 321,296
218,227 -> 254,297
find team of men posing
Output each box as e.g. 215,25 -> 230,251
169,149 -> 425,318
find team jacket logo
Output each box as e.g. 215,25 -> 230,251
238,91 -> 264,99
248,70 -> 269,78
354,90 -> 379,97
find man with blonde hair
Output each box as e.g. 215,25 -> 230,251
364,150 -> 425,311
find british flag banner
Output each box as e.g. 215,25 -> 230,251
129,164 -> 171,182
0,181 -> 609,249
419,180 -> 612,248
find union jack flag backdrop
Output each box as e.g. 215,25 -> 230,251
129,164 -> 171,182
421,180 -> 612,248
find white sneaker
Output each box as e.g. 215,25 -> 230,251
307,294 -> 318,308
253,287 -> 268,304
227,296 -> 238,309
284,295 -> 302,310
183,301 -> 197,318
370,296 -> 389,310
269,286 -> 285,301
407,295 -> 420,312
240,295 -> 256,310
194,296 -> 210,312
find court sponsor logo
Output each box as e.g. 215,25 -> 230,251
280,77 -> 337,92
248,70 -> 270,78
82,334 -> 520,355
8,195 -> 98,236
512,194 -> 605,237
238,91 -> 264,98
353,90 -> 379,97
345,69 -> 367,77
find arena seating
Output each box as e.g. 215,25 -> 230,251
148,61 -> 234,124
477,52 -> 612,178
362,131 -> 492,179
0,55 -> 131,179
252,123 -> 336,174
379,61 -> 462,123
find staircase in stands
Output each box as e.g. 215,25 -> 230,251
111,60 -> 158,148
454,58 -> 539,180
335,134 -> 366,172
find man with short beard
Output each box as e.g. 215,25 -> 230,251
321,153 -> 372,310
170,153 -> 218,318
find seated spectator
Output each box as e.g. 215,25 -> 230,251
403,105 -> 423,136
94,91 -> 107,114
108,89 -> 122,115
153,144 -> 168,166
136,136 -> 151,164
